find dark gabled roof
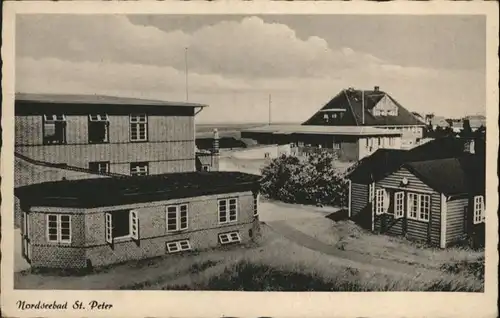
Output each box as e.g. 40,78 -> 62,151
15,172 -> 261,209
15,93 -> 208,108
302,88 -> 424,127
347,148 -> 409,183
404,155 -> 485,196
347,136 -> 485,184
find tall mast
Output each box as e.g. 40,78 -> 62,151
361,89 -> 365,125
268,94 -> 272,125
185,47 -> 189,102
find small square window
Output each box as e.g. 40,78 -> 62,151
89,161 -> 110,174
130,162 -> 149,176
218,232 -> 241,245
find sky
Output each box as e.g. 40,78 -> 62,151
16,14 -> 486,123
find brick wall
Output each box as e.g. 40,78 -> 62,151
25,190 -> 259,269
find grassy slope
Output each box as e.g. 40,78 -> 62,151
16,224 -> 484,292
284,218 -> 485,270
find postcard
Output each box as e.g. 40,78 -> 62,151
1,1 -> 498,317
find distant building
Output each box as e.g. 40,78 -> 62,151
466,115 -> 486,131
242,125 -> 402,162
242,86 -> 426,160
430,116 -> 450,130
448,119 -> 464,133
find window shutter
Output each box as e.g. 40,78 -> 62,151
105,212 -> 113,245
382,189 -> 390,213
130,210 -> 139,240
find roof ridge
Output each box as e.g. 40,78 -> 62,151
343,89 -> 359,126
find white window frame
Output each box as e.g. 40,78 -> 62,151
46,214 -> 71,244
43,114 -> 67,144
130,162 -> 149,176
218,232 -> 241,245
375,189 -> 386,215
89,161 -> 110,174
368,182 -> 375,202
44,114 -> 67,122
130,210 -> 139,240
419,194 -> 431,222
394,191 -> 405,219
166,240 -> 192,253
166,204 -> 189,232
105,210 -> 139,243
218,198 -> 238,224
407,193 -> 430,222
88,114 -> 110,143
129,114 -> 148,142
89,114 -> 109,122
473,195 -> 485,224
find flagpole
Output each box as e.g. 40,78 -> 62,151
268,94 -> 272,125
362,89 -> 365,125
185,47 -> 189,102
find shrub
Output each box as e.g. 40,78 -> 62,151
260,153 -> 349,207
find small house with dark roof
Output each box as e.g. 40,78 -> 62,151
347,137 -> 485,248
15,171 -> 261,269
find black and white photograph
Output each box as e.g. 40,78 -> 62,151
1,2 -> 498,318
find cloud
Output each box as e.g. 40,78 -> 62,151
15,15 -> 485,122
17,15 -> 385,79
16,56 -> 485,123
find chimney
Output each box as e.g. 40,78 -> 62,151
211,128 -> 220,171
213,128 -> 220,154
374,86 -> 380,92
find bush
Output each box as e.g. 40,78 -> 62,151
260,153 -> 349,207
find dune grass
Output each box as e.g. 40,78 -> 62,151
285,218 -> 485,271
16,222 -> 484,292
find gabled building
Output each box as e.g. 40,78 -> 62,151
302,86 -> 425,148
241,87 -> 425,161
347,136 -> 485,248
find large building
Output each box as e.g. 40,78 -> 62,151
241,87 -> 427,161
15,93 -> 217,176
14,93 -> 259,270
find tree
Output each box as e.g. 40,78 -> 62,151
260,153 -> 349,207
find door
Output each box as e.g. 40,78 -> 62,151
22,212 -> 32,263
